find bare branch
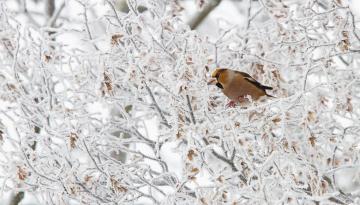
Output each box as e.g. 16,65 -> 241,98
186,95 -> 196,124
9,192 -> 24,205
188,0 -> 222,30
145,84 -> 172,129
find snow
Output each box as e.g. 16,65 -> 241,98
1,0 -> 360,204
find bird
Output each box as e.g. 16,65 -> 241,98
208,68 -> 274,107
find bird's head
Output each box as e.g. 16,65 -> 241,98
207,68 -> 228,89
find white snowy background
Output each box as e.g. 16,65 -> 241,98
1,0 -> 360,204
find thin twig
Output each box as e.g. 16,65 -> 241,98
48,1 -> 66,27
82,140 -> 107,176
105,0 -> 123,27
202,138 -> 247,184
21,148 -> 57,182
349,9 -> 360,42
186,95 -> 196,124
21,0 -> 40,27
145,84 -> 172,128
81,4 -> 99,51
246,0 -> 252,29
75,179 -> 112,203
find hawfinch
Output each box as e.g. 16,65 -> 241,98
208,68 -> 273,107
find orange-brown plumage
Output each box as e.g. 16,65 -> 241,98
209,68 -> 273,106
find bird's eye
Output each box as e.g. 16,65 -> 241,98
216,82 -> 223,89
215,73 -> 220,79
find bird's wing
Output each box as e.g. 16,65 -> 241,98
236,71 -> 273,90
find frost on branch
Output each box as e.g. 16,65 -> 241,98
0,0 -> 360,204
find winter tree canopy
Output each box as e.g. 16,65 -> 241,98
1,0 -> 360,204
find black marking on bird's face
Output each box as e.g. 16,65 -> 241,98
216,82 -> 224,89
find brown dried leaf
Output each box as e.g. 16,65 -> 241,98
248,111 -> 257,121
255,64 -> 264,73
238,139 -> 244,146
7,84 -> 16,91
205,65 -> 210,72
222,191 -> 228,200
187,149 -> 197,161
178,84 -> 189,94
176,130 -> 183,139
163,21 -> 175,32
282,138 -> 289,150
307,111 -> 316,122
188,175 -> 196,181
111,34 -> 124,46
320,96 -> 329,106
178,113 -> 185,123
104,72 -> 111,82
44,55 -> 52,62
217,175 -> 224,183
272,70 -> 285,82
340,39 -> 349,52
84,175 -> 93,184
321,179 -> 328,193
2,38 -> 15,51
272,117 -> 281,124
70,186 -> 76,195
186,57 -> 193,65
309,135 -> 316,147
342,31 -> 349,38
69,132 -> 78,149
191,167 -> 199,174
110,177 -> 128,193
105,82 -> 113,92
208,98 -> 219,110
200,198 -> 208,205
102,72 -> 113,95
17,166 -> 27,181
327,158 -> 332,165
339,31 -> 350,52
34,126 -> 40,134
346,97 -> 353,112
247,147 -> 253,156
275,14 -> 286,18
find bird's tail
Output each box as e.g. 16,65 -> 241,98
266,94 -> 275,98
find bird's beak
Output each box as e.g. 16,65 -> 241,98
207,78 -> 217,85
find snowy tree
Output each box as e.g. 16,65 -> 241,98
1,0 -> 360,204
